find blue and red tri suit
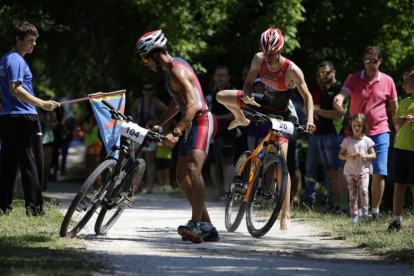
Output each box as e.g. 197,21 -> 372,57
165,57 -> 217,156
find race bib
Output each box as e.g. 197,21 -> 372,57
270,119 -> 294,135
117,121 -> 149,144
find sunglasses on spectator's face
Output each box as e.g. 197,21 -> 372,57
364,59 -> 379,64
318,71 -> 332,76
143,87 -> 153,91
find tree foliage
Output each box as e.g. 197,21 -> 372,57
1,0 -> 414,103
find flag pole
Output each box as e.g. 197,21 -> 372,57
59,89 -> 126,105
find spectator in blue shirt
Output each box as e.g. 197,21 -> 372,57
0,22 -> 60,216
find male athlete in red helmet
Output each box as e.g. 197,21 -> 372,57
135,30 -> 218,243
217,27 -> 316,231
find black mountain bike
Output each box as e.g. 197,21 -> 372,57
60,100 -> 164,237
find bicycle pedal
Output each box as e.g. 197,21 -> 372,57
125,197 -> 134,207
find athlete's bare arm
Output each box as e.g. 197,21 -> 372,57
242,53 -> 262,107
287,64 -> 315,131
169,65 -> 199,132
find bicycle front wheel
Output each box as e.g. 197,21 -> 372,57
60,159 -> 117,237
246,153 -> 288,237
225,151 -> 251,232
94,159 -> 146,235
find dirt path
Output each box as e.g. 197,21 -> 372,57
43,144 -> 414,275
44,184 -> 414,276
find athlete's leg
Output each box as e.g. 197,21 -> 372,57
176,154 -> 211,223
279,141 -> 291,231
216,90 -> 250,129
187,149 -> 210,222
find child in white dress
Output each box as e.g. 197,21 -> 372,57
339,113 -> 376,223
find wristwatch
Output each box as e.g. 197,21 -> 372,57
172,128 -> 183,137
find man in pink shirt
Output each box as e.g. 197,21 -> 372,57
334,46 -> 398,220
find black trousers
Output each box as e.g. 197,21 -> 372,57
0,114 -> 44,211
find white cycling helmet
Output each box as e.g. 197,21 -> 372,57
135,29 -> 167,55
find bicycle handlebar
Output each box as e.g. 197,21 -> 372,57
101,100 -> 166,144
241,106 -> 312,135
101,100 -> 128,121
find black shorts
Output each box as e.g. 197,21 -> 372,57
389,148 -> 414,184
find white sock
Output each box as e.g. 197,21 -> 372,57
394,216 -> 402,224
372,208 -> 379,214
358,209 -> 362,217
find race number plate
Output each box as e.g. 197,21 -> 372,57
270,119 -> 294,135
117,121 -> 148,144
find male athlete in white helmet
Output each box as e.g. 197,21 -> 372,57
217,27 -> 315,231
135,30 -> 219,243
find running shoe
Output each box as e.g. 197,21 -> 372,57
351,217 -> 358,224
200,222 -> 220,242
387,220 -> 402,232
182,222 -> 220,242
177,220 -> 203,243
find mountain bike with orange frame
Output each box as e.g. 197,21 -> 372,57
225,106 -> 310,237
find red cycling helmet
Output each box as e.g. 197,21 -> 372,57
135,29 -> 167,55
259,28 -> 284,54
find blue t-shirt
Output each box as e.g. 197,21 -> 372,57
0,51 -> 37,115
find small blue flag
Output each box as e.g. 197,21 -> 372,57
89,91 -> 126,158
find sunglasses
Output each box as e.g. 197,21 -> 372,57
318,71 -> 333,76
143,88 -> 153,91
364,59 -> 379,64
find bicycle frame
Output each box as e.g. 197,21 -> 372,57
234,128 -> 285,203
100,135 -> 152,209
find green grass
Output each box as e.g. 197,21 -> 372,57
291,205 -> 414,263
0,193 -> 104,276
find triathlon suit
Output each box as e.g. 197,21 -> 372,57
165,58 -> 217,156
236,57 -> 298,142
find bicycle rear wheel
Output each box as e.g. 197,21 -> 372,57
94,159 -> 146,235
60,159 -> 117,237
225,151 -> 251,232
246,153 -> 288,237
